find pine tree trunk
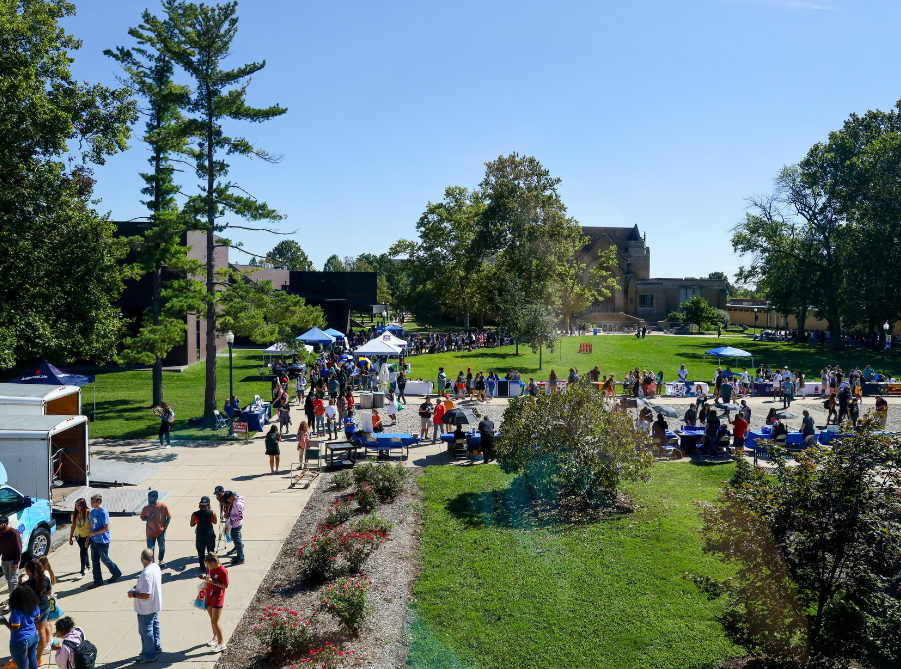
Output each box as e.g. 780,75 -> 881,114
152,260 -> 163,406
203,108 -> 217,423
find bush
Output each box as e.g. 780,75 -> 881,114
325,498 -> 354,527
351,513 -> 393,535
497,383 -> 653,503
352,461 -> 408,501
319,575 -> 372,634
355,482 -> 380,513
331,470 -> 353,491
297,641 -> 355,666
252,606 -> 317,657
340,529 -> 389,572
693,419 -> 901,667
298,526 -> 343,582
666,311 -> 685,324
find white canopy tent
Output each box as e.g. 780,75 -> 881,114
353,339 -> 402,356
377,332 -> 407,349
262,342 -> 313,364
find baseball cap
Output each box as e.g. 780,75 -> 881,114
200,496 -> 210,505
214,486 -> 224,495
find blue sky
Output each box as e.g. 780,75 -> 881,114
64,0 -> 901,280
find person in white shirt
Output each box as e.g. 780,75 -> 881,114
771,370 -> 782,400
740,368 -> 750,396
128,548 -> 162,663
324,399 -> 338,440
677,365 -> 688,384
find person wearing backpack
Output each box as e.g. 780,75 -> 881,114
54,617 -> 95,669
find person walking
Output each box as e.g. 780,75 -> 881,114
87,494 -> 121,590
67,499 -> 90,581
190,497 -> 217,571
127,548 -> 162,663
781,376 -> 794,409
153,402 -> 174,449
303,391 -> 315,436
201,553 -> 229,652
313,394 -> 326,437
0,515 -> 21,609
264,426 -> 281,474
278,403 -> 290,436
324,399 -> 338,440
396,367 -> 407,404
1,581 -> 40,669
139,491 -> 171,567
225,492 -> 244,566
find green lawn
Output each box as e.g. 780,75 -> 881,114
403,333 -> 901,388
408,462 -> 742,669
80,349 -> 278,440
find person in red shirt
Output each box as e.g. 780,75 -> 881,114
202,553 -> 229,652
432,401 -> 446,443
730,413 -> 748,455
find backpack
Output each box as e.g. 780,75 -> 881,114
63,630 -> 97,669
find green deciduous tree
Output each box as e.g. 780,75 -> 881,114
323,254 -> 345,272
266,239 -> 313,271
680,296 -> 719,333
497,383 -> 653,503
693,419 -> 901,666
0,0 -> 137,367
106,1 -> 203,405
166,0 -> 288,421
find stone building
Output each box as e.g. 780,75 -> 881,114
576,224 -> 727,329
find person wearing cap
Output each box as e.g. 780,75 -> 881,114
418,396 -> 433,440
190,497 -> 218,570
139,491 -> 171,567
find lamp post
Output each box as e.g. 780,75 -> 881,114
883,322 -> 890,379
226,331 -> 235,429
753,308 -> 758,338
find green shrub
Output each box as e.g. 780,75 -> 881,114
351,513 -> 393,535
325,498 -> 353,527
319,575 -> 372,634
355,482 -> 380,513
297,525 -> 343,582
331,470 -> 353,491
252,605 -> 317,657
340,529 -> 389,572
352,461 -> 408,501
305,642 -> 355,666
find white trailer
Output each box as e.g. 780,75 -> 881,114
0,383 -> 82,417
0,415 -> 89,501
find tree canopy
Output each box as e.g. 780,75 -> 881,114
266,239 -> 313,271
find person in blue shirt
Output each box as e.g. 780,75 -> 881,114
87,494 -> 121,590
344,410 -> 357,441
2,578 -> 41,669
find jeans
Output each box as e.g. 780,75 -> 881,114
1,559 -> 18,596
487,385 -> 496,398
231,525 -> 244,561
75,536 -> 89,573
146,530 -> 166,563
315,415 -> 325,435
782,392 -> 792,408
432,423 -> 442,441
9,632 -> 38,669
196,534 -> 215,569
90,540 -> 122,585
397,384 -> 406,402
159,421 -> 170,446
137,612 -> 161,660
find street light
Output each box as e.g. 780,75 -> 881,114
226,331 -> 235,431
883,322 -> 890,379
753,308 -> 758,338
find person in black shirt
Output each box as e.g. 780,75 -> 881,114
478,417 -> 495,462
704,410 -> 720,455
683,405 -> 697,427
191,496 -> 218,571
418,397 -> 433,439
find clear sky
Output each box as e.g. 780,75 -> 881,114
63,0 -> 901,280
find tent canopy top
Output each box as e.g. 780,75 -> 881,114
353,339 -> 402,356
324,328 -> 345,338
704,346 -> 753,358
8,359 -> 94,386
296,327 -> 335,344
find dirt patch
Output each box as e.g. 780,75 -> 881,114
217,469 -> 423,669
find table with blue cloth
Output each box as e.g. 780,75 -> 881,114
239,402 -> 271,432
355,432 -> 420,460
440,431 -> 501,456
819,429 -> 891,445
672,426 -> 705,453
747,429 -> 805,456
752,382 -> 774,396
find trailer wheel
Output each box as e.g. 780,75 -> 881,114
27,528 -> 50,558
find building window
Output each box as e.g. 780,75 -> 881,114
638,294 -> 654,310
679,287 -> 702,304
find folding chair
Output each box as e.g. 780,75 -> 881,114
389,437 -> 408,460
666,436 -> 683,459
257,366 -> 268,378
290,443 -> 321,488
213,410 -> 229,430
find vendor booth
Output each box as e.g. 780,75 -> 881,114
703,346 -> 754,380
297,327 -> 336,347
353,339 -> 402,356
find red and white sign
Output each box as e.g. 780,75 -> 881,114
232,421 -> 248,434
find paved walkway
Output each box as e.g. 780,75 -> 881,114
3,433 -> 317,669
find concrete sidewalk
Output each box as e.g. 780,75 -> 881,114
3,434 -> 317,669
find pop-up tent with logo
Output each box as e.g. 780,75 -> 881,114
8,360 -> 96,419
703,346 -> 754,382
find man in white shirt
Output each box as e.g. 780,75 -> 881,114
771,370 -> 782,399
677,365 -> 688,384
324,399 -> 338,440
128,548 -> 162,663
740,368 -> 750,395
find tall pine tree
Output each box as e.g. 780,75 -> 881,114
105,1 -> 203,406
166,1 -> 287,422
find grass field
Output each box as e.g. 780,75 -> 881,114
408,462 -> 742,669
402,333 -> 901,388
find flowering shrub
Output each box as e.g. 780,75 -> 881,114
325,498 -> 354,527
351,513 -> 393,535
298,526 -> 343,582
330,470 -> 353,491
297,641 -> 355,666
355,482 -> 380,512
252,606 -> 317,657
319,575 -> 372,633
340,530 -> 388,572
352,461 -> 408,501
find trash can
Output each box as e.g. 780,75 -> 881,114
593,328 -> 598,335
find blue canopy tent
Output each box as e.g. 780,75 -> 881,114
324,328 -> 345,339
703,346 -> 754,383
385,324 -> 404,335
296,327 -> 336,346
8,359 -> 96,419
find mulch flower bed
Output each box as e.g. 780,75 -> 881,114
217,468 -> 423,669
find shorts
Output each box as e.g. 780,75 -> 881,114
420,417 -> 431,432
733,437 -> 746,450
36,611 -> 49,624
206,605 -> 222,610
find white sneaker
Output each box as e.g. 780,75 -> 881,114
160,444 -> 171,449
207,638 -> 218,647
212,643 -> 227,653
74,572 -> 87,581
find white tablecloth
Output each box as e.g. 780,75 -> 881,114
404,381 -> 434,395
